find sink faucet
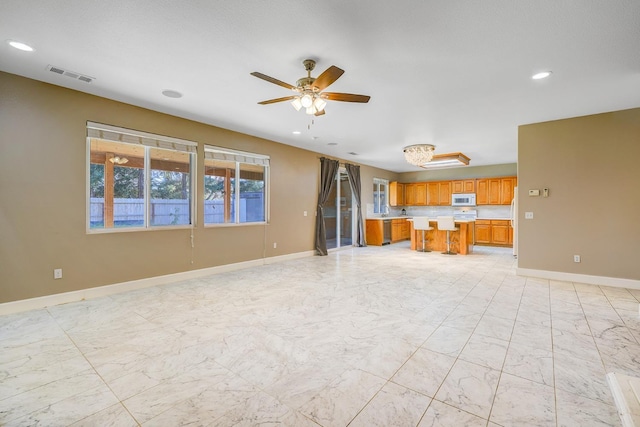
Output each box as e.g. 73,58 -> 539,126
381,204 -> 390,217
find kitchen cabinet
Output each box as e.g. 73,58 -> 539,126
452,180 -> 475,193
500,177 -> 516,205
414,183 -> 427,205
366,220 -> 384,245
475,219 -> 512,246
426,181 -> 451,206
491,220 -> 510,245
404,184 -> 415,205
475,176 -> 517,205
401,219 -> 411,239
488,179 -> 501,204
389,182 -> 404,206
439,182 -> 451,205
476,179 -> 488,205
475,220 -> 491,244
391,218 -> 410,242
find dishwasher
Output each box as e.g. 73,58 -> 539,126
382,219 -> 392,245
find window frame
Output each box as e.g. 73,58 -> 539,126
373,177 -> 389,214
86,122 -> 197,234
203,144 -> 270,227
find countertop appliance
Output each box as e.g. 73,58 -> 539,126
452,193 -> 476,206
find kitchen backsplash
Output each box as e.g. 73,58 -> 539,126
367,204 -> 511,219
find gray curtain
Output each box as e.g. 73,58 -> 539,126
315,157 -> 340,255
345,163 -> 366,247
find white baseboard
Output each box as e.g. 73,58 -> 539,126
516,268 -> 640,290
0,251 -> 315,316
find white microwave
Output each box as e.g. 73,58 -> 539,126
452,193 -> 476,206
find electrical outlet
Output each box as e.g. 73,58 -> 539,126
53,268 -> 63,279
303,211 -> 307,217
273,242 -> 277,249
574,255 -> 581,263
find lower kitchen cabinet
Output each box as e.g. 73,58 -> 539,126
475,220 -> 492,244
475,219 -> 512,247
391,218 -> 410,242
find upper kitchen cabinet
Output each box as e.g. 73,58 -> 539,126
414,183 -> 427,205
476,176 -> 517,205
389,182 -> 404,206
500,177 -> 517,204
427,181 -> 451,206
405,183 -> 427,206
452,179 -> 475,193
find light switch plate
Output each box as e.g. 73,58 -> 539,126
525,212 -> 534,219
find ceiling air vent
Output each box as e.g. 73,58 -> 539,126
46,65 -> 94,83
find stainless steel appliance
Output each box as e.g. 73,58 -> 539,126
382,219 -> 391,245
510,187 -> 518,257
452,193 -> 476,206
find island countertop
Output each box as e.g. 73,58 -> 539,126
366,216 -> 412,220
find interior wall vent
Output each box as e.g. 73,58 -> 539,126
46,65 -> 94,83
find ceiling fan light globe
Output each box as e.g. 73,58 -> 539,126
291,97 -> 303,111
313,97 -> 327,111
305,106 -> 317,115
300,94 -> 313,108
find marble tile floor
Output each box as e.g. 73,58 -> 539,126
1,242 -> 639,426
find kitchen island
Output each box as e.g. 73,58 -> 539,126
409,219 -> 475,255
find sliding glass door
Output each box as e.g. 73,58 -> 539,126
326,169 -> 353,250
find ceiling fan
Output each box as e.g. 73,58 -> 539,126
251,59 -> 370,116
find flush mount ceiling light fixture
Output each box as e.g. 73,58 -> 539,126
109,156 -> 129,165
532,71 -> 552,80
251,59 -> 370,116
7,40 -> 34,51
403,144 -> 436,166
419,152 -> 470,169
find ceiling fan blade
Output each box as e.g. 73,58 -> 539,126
315,109 -> 326,117
312,66 -> 344,91
250,72 -> 296,90
321,92 -> 371,103
258,96 -> 297,105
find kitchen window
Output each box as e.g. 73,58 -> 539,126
373,178 -> 389,214
87,122 -> 196,232
204,145 -> 269,225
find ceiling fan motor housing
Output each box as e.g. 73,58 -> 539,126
296,77 -> 316,91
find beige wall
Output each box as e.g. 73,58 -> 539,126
518,108 -> 640,280
0,72 -> 392,303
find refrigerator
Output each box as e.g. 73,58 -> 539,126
510,187 -> 518,257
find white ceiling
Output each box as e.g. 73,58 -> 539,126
1,1 -> 639,172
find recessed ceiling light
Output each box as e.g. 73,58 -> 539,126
162,89 -> 183,98
532,71 -> 552,80
7,40 -> 34,51
292,131 -> 301,135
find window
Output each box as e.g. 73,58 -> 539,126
87,122 -> 196,232
204,145 -> 269,225
373,178 -> 389,214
